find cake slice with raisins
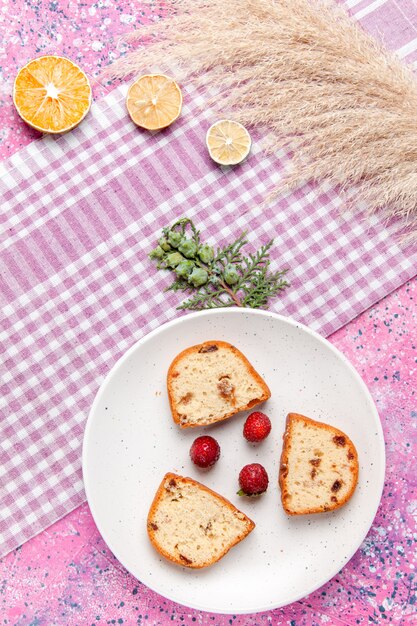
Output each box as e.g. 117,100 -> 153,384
279,413 -> 359,515
147,473 -> 255,568
167,341 -> 271,428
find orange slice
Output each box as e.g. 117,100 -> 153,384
126,74 -> 182,131
13,55 -> 92,134
206,119 -> 251,166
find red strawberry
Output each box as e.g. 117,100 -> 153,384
190,435 -> 220,468
243,411 -> 271,442
238,463 -> 269,496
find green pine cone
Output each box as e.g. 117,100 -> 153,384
166,252 -> 184,268
198,244 -> 214,264
188,267 -> 208,287
224,264 -> 239,285
175,259 -> 195,278
178,238 -> 198,259
168,231 -> 184,248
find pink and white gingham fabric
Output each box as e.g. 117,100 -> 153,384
1,4 -> 417,559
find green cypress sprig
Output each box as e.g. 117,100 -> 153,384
149,217 -> 289,310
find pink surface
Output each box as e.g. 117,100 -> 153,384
4,2 -> 417,562
1,280 -> 416,624
0,0 -> 416,624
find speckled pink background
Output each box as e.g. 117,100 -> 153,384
1,1 -> 416,625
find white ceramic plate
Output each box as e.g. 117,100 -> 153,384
83,309 -> 385,614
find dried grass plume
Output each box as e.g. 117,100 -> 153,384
107,0 -> 417,240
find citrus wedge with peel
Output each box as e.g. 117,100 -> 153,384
13,55 -> 92,134
206,119 -> 252,165
126,74 -> 183,131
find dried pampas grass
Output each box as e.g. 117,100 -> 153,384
107,0 -> 417,240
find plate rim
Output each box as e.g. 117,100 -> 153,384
82,308 -> 386,614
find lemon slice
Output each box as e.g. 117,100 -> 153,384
126,74 -> 183,131
206,119 -> 251,165
13,55 -> 92,134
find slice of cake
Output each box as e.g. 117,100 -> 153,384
147,473 -> 255,568
167,340 -> 271,428
279,413 -> 359,515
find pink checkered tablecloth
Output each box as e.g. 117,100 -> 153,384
1,8 -> 417,559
